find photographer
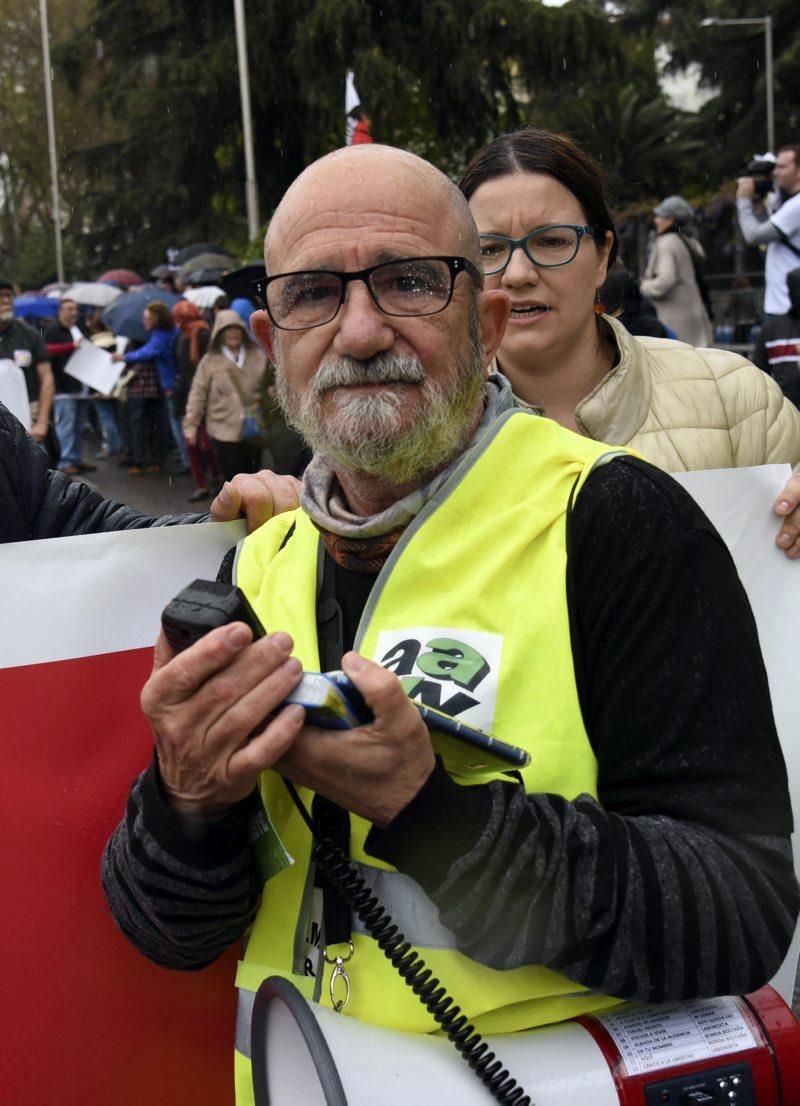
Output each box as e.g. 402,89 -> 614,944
737,144 -> 800,315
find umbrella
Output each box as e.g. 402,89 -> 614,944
102,285 -> 184,343
174,242 -> 226,266
41,281 -> 71,297
62,282 -> 123,307
221,263 -> 265,303
185,268 -> 227,287
177,251 -> 235,281
183,285 -> 226,310
98,268 -> 143,288
149,263 -> 173,279
13,294 -> 60,320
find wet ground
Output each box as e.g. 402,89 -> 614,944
77,435 -> 207,519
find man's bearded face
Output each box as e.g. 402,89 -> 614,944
274,309 -> 485,485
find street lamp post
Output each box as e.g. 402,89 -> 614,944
39,0 -> 65,283
700,16 -> 774,153
233,0 -> 260,244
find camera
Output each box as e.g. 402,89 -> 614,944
745,156 -> 775,200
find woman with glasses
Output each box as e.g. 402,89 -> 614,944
459,126 -> 800,554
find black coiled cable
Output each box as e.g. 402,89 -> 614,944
310,832 -> 532,1106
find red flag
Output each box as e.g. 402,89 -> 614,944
345,70 -> 373,146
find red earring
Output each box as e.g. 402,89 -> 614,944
594,292 -> 606,316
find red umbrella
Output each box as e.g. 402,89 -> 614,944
98,268 -> 143,288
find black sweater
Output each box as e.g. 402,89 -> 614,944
102,458 -> 799,1004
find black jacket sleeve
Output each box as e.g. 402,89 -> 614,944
0,401 -> 205,543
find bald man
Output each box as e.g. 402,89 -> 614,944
104,146 -> 797,1104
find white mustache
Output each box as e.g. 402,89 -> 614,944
312,353 -> 426,393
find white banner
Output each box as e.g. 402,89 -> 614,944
674,464 -> 800,1005
0,520 -> 245,667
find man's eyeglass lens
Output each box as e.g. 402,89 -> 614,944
479,225 -> 595,274
259,257 -> 471,330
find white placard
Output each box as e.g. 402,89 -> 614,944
0,358 -> 31,426
64,340 -> 124,395
596,997 -> 759,1076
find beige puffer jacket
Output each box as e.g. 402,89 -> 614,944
182,309 -> 267,443
505,314 -> 800,472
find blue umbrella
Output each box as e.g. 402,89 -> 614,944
13,294 -> 60,320
102,285 -> 184,343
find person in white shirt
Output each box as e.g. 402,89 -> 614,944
737,144 -> 800,316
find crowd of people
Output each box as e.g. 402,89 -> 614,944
3,139 -> 799,509
2,124 -> 800,1105
1,277 -> 308,503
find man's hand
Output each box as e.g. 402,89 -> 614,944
29,419 -> 48,443
737,177 -> 756,200
210,470 -> 302,532
142,625 -> 305,816
184,427 -> 197,447
277,653 -> 436,828
775,471 -> 800,558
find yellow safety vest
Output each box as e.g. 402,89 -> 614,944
232,409 -> 629,1103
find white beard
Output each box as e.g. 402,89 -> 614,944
275,333 -> 485,485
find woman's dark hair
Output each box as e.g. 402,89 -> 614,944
459,126 -> 618,268
144,300 -> 174,330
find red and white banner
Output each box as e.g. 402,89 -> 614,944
0,521 -> 244,1106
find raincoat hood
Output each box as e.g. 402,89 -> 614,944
210,308 -> 252,350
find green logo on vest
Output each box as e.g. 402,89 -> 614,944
381,636 -> 491,717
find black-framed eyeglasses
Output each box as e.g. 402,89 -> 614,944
252,256 -> 482,331
478,224 -> 601,275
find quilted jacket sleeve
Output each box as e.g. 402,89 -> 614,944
705,350 -> 800,468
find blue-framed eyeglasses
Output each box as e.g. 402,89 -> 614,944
478,224 -> 602,275
253,256 -> 482,331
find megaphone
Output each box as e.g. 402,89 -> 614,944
251,976 -> 800,1106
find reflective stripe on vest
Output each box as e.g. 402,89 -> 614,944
236,986 -> 255,1059
348,863 -> 456,948
233,409 -> 631,1043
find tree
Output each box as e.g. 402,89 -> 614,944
10,0 -> 790,286
58,0 -> 625,275
1,3 -> 62,285
620,0 -> 800,176
0,0 -> 102,286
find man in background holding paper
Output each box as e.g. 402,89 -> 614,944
45,297 -> 99,476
